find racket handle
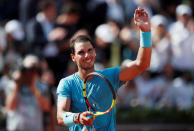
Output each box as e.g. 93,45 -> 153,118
87,115 -> 93,119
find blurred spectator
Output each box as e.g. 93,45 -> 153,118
94,23 -> 116,67
55,2 -> 82,43
0,26 -> 6,73
49,2 -> 82,83
169,4 -> 194,74
117,80 -> 138,108
106,0 -> 125,25
121,0 -> 159,22
39,58 -> 50,73
0,63 -> 14,106
41,69 -> 57,131
156,63 -> 177,108
149,0 -> 160,12
0,63 -> 16,129
0,69 -> 11,129
172,73 -> 194,110
19,0 -> 39,30
107,20 -> 121,39
135,70 -> 155,108
149,14 -> 171,73
187,18 -> 194,33
119,25 -> 139,61
150,63 -> 175,108
63,61 -> 78,77
4,20 -> 24,66
0,64 -> 13,130
0,55 -> 4,75
159,0 -> 182,21
86,0 -> 108,35
120,0 -> 138,22
26,0 -> 57,57
5,54 -> 51,131
108,20 -> 122,67
5,20 -> 25,44
26,0 -> 68,84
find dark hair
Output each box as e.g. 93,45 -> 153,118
38,0 -> 55,11
60,2 -> 81,15
70,35 -> 95,54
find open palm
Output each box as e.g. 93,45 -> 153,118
134,8 -> 151,32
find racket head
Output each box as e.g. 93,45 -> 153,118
83,72 -> 116,117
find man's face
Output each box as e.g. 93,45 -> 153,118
71,41 -> 96,70
178,14 -> 191,26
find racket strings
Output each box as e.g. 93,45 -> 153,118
82,72 -> 116,117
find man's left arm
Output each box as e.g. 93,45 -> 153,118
30,82 -> 51,112
119,8 -> 152,81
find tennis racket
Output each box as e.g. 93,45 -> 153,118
82,72 -> 116,118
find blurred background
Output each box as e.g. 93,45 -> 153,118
0,0 -> 194,131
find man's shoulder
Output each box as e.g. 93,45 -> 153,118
96,67 -> 121,79
57,74 -> 76,91
59,73 -> 77,84
98,67 -> 120,73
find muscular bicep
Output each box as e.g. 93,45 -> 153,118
119,47 -> 152,81
57,97 -> 71,126
119,60 -> 142,81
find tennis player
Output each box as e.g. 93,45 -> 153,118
57,8 -> 152,131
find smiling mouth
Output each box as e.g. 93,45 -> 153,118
85,59 -> 92,63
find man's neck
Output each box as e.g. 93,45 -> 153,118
77,68 -> 94,81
